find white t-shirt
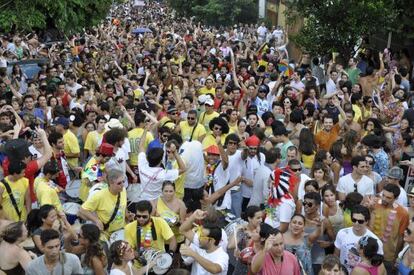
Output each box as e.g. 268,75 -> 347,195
106,138 -> 131,186
326,78 -> 337,96
336,174 -> 374,197
137,152 -> 179,201
207,162 -> 230,211
264,197 -> 295,229
334,227 -> 383,273
227,150 -> 244,192
241,153 -> 265,198
248,165 -> 271,207
180,141 -> 205,189
66,82 -> 82,97
290,80 -> 305,91
183,244 -> 229,275
296,174 -> 312,201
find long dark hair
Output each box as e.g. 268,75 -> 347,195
298,128 -> 316,155
26,204 -> 56,233
359,236 -> 384,266
82,224 -> 106,268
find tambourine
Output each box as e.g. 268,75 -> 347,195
142,249 -> 173,274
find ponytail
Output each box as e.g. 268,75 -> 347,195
370,254 -> 384,267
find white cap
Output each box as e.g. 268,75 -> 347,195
105,118 -> 124,131
204,98 -> 214,106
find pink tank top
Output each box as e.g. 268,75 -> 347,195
355,262 -> 379,275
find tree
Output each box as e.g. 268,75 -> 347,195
168,0 -> 258,26
285,0 -> 398,59
0,0 -> 119,35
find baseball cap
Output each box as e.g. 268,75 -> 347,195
167,106 -> 178,114
97,143 -> 115,157
51,117 -> 69,127
386,166 -> 404,180
205,145 -> 220,155
204,98 -> 214,106
105,118 -> 124,131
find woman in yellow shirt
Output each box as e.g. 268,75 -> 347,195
0,161 -> 30,222
153,181 -> 187,244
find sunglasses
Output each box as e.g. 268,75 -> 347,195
303,201 -> 314,208
214,126 -> 222,131
114,180 -> 124,186
136,214 -> 149,219
187,117 -> 196,121
291,167 -> 302,172
162,134 -> 170,138
351,218 -> 365,224
248,147 -> 257,150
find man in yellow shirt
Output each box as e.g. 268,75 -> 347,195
0,161 -> 30,221
177,110 -> 206,142
124,200 -> 176,268
158,106 -> 180,132
199,98 -> 219,132
78,168 -> 127,240
199,77 -> 216,96
84,115 -> 107,158
34,161 -> 63,212
53,117 -> 80,168
128,112 -> 154,174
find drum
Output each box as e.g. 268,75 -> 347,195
109,229 -> 125,245
224,218 -> 247,238
239,247 -> 255,264
153,253 -> 173,274
62,202 -> 81,225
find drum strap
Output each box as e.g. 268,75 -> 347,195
103,193 -> 120,231
136,218 -> 157,252
1,179 -> 21,219
188,123 -> 199,142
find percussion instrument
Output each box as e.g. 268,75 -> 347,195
62,202 -> 80,225
239,247 -> 255,264
109,229 -> 125,245
142,249 -> 173,274
224,218 -> 247,238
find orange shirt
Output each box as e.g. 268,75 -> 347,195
315,123 -> 340,151
371,202 -> 409,261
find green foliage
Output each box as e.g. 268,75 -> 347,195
168,0 -> 258,26
285,0 -> 398,59
0,0 -> 118,34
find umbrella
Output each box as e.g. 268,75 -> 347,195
132,27 -> 152,35
277,60 -> 294,77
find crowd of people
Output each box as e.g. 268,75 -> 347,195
0,0 -> 414,274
